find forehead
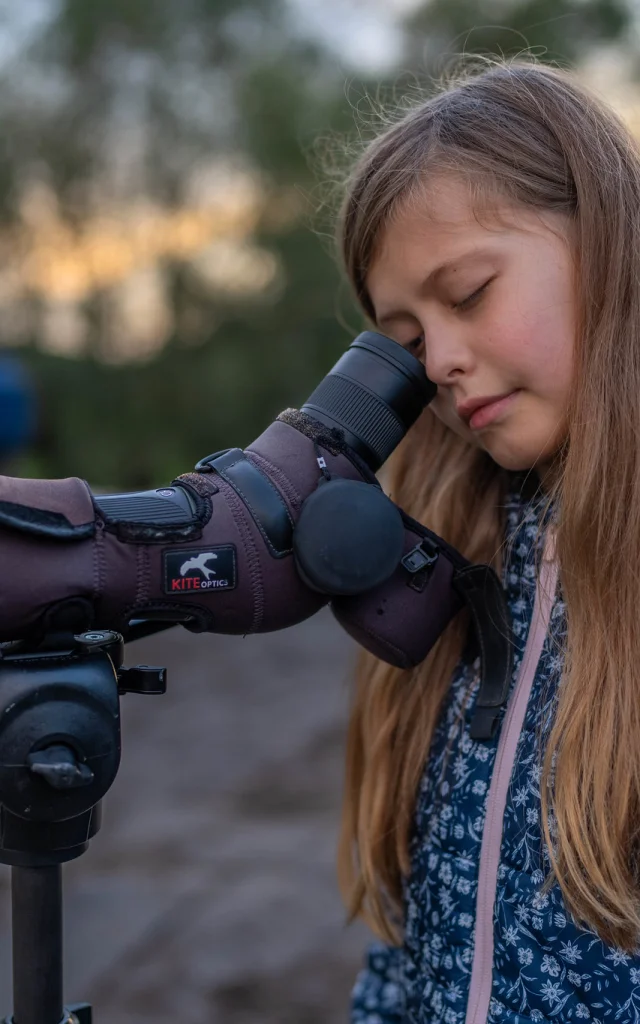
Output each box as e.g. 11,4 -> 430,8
366,176 -> 551,299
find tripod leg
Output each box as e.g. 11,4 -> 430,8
11,865 -> 63,1024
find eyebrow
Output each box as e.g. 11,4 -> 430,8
373,246 -> 497,328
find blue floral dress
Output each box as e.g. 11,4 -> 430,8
351,471 -> 640,1023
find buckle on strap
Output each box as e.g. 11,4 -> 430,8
401,539 -> 439,593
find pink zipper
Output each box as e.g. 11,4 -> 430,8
465,529 -> 559,1023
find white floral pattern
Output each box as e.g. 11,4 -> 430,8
351,472 -> 640,1023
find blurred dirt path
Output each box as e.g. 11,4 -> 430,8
0,610 -> 373,1023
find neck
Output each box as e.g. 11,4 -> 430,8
535,454 -> 563,493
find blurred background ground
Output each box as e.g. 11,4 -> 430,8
0,609 -> 370,1023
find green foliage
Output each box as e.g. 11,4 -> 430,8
2,0 -> 635,487
406,0 -> 630,67
14,253 -> 356,489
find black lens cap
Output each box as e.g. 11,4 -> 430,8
293,478 -> 405,596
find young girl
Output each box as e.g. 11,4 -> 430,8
335,59 -> 640,1022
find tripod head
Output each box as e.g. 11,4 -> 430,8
0,623 -> 170,1024
0,624 -> 167,868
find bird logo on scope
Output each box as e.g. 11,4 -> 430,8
179,552 -> 218,580
164,545 -> 236,593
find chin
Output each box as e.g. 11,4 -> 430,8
482,442 -> 544,474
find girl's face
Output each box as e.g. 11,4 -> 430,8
366,177 -> 576,482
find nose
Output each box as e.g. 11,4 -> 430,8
422,325 -> 475,387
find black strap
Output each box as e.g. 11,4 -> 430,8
453,564 -> 514,741
203,448 -> 293,558
0,500 -> 94,540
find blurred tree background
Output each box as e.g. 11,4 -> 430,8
0,0 -> 636,487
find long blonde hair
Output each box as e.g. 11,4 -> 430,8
335,58 -> 640,950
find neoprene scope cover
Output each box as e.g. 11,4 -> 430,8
0,328 -> 512,725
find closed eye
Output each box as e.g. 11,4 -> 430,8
453,278 -> 494,313
405,335 -> 424,357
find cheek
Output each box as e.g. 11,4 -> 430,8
488,287 -> 575,394
536,297 -> 575,392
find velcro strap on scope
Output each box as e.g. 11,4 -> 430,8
196,448 -> 294,557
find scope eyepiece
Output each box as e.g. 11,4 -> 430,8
301,331 -> 436,472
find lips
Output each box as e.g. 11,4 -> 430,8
456,392 -> 515,424
465,391 -> 520,430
